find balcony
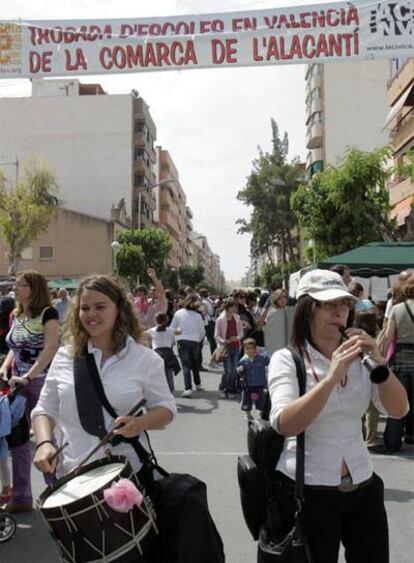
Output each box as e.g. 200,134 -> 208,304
392,106 -> 414,151
388,59 -> 414,105
310,73 -> 322,91
311,97 -> 322,114
388,175 -> 414,206
134,159 -> 146,174
306,122 -> 323,149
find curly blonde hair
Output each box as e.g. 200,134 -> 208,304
63,275 -> 143,358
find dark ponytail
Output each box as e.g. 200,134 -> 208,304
155,312 -> 168,332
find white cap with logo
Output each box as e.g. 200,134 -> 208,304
296,269 -> 358,302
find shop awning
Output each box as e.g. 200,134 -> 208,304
317,242 -> 414,277
391,196 -> 414,226
382,85 -> 414,130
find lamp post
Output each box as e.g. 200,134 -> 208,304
111,240 -> 121,273
137,176 -> 175,230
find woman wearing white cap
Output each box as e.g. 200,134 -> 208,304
263,269 -> 408,562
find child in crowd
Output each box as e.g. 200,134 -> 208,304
237,338 -> 270,421
146,313 -> 181,393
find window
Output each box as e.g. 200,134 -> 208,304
39,246 -> 54,260
21,247 -> 33,260
134,174 -> 148,187
134,120 -> 147,135
135,148 -> 150,167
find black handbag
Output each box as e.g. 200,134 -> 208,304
257,348 -> 313,563
237,455 -> 266,540
247,418 -> 285,476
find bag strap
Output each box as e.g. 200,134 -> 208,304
287,346 -> 307,508
404,302 -> 414,323
84,352 -> 157,468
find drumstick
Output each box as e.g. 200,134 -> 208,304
49,442 -> 69,463
74,398 -> 147,473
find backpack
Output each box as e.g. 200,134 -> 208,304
237,347 -> 306,540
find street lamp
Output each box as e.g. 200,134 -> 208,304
137,176 -> 175,230
111,240 -> 121,273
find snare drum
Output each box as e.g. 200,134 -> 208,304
38,456 -> 157,563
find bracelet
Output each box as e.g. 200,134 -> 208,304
35,440 -> 53,450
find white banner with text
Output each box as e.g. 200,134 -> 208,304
1,1 -> 414,79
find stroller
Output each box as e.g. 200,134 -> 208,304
0,380 -> 27,542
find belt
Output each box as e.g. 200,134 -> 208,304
305,475 -> 373,493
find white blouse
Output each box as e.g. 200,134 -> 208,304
31,337 -> 177,477
268,343 -> 390,486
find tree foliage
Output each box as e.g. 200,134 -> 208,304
260,260 -> 300,288
237,119 -> 302,284
0,160 -> 60,275
291,147 -> 397,260
178,265 -> 204,288
115,244 -> 145,288
116,228 -> 171,284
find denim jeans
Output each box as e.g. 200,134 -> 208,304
221,347 -> 239,393
177,340 -> 201,391
383,346 -> 414,451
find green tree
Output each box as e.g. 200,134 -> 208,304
0,160 -> 60,275
116,228 -> 171,283
291,147 -> 397,260
260,261 -> 300,288
116,243 -> 145,288
179,265 -> 204,288
237,119 -> 303,286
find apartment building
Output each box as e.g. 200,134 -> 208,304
0,206 -> 128,278
190,232 -> 224,290
155,147 -> 188,269
305,60 -> 390,178
384,58 -> 414,237
0,79 -> 157,229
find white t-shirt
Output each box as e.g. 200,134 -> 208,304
269,343 -> 390,486
170,309 -> 205,342
31,337 -> 177,476
147,326 -> 176,349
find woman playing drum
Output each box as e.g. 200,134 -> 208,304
31,275 -> 176,480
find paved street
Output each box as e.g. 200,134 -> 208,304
1,351 -> 414,562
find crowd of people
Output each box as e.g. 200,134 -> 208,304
0,264 -> 412,562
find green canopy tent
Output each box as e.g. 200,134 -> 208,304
317,242 -> 414,278
47,277 -> 81,290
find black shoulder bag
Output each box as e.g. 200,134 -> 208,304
238,347 -> 305,540
257,347 -> 313,563
73,353 -> 226,563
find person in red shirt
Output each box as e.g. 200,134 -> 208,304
214,299 -> 243,398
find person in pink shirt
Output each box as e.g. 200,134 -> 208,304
134,268 -> 167,331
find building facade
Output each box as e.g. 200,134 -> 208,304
385,58 -> 414,237
0,79 -> 157,229
305,60 -> 390,179
154,148 -> 188,269
0,207 -> 128,278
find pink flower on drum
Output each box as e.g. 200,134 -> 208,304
104,479 -> 143,513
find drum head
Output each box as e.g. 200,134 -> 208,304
42,461 -> 125,508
